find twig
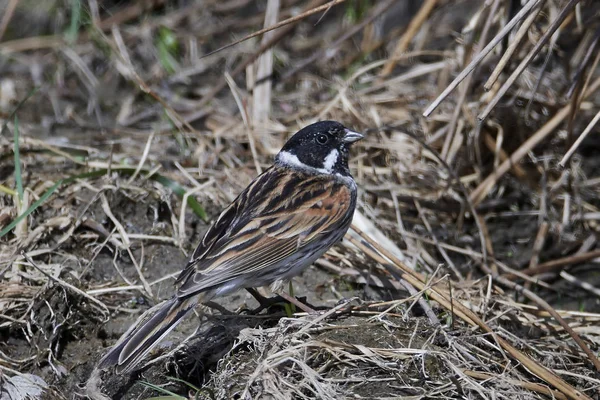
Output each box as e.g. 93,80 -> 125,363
198,0 -> 330,108
484,0 -> 544,90
86,285 -> 144,296
225,73 -> 262,174
491,271 -> 600,372
126,247 -> 153,299
516,249 -> 600,277
96,0 -> 167,31
108,25 -> 200,136
370,125 -> 489,265
470,76 -> 600,205
379,0 -> 439,77
559,109 -> 600,167
528,221 -> 549,270
398,278 -> 441,327
127,132 -> 155,184
178,184 -> 209,246
441,0 -> 500,160
523,13 -> 561,122
463,370 -> 568,400
423,0 -> 542,117
0,0 -> 20,41
100,193 -> 130,249
200,0 -> 347,59
560,271 -> 600,297
360,124 -> 597,396
112,233 -> 179,244
349,227 -> 590,400
482,132 -> 527,179
478,0 -> 582,121
566,25 -> 600,98
252,0 -> 280,124
280,0 -> 397,83
21,252 -> 109,315
414,200 -> 463,279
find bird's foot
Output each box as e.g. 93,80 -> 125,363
245,288 -> 324,314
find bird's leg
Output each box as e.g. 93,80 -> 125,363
246,288 -> 289,313
203,300 -> 235,315
246,288 -> 274,308
246,288 -> 317,313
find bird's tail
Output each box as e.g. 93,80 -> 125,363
97,296 -> 198,373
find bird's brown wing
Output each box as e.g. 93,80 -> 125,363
174,166 -> 353,298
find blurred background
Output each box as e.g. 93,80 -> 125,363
1,0 -> 600,399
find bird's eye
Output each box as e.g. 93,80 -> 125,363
316,134 -> 329,144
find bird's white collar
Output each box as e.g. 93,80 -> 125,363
276,149 -> 338,174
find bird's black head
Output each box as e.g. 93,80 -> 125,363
276,121 -> 363,176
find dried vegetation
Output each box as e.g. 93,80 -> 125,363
1,0 -> 600,399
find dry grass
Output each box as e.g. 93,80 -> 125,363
1,0 -> 600,399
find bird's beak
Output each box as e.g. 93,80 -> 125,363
342,129 -> 364,143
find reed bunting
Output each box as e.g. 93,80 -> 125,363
98,120 -> 363,372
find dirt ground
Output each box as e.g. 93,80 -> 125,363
1,1 -> 600,399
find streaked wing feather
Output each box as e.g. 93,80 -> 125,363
177,236 -> 300,296
176,166 -> 353,297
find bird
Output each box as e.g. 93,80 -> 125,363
97,120 -> 363,372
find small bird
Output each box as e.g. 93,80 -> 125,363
98,120 -> 363,372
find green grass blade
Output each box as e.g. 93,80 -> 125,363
1,87 -> 39,138
156,26 -> 179,74
145,397 -> 184,400
166,376 -> 201,392
288,281 -> 296,314
64,168 -> 208,221
139,381 -> 185,398
0,184 -> 17,196
0,179 -> 63,238
1,166 -> 208,239
67,0 -> 81,43
151,174 -> 208,221
283,302 -> 293,318
60,168 -> 208,221
13,116 -> 23,203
